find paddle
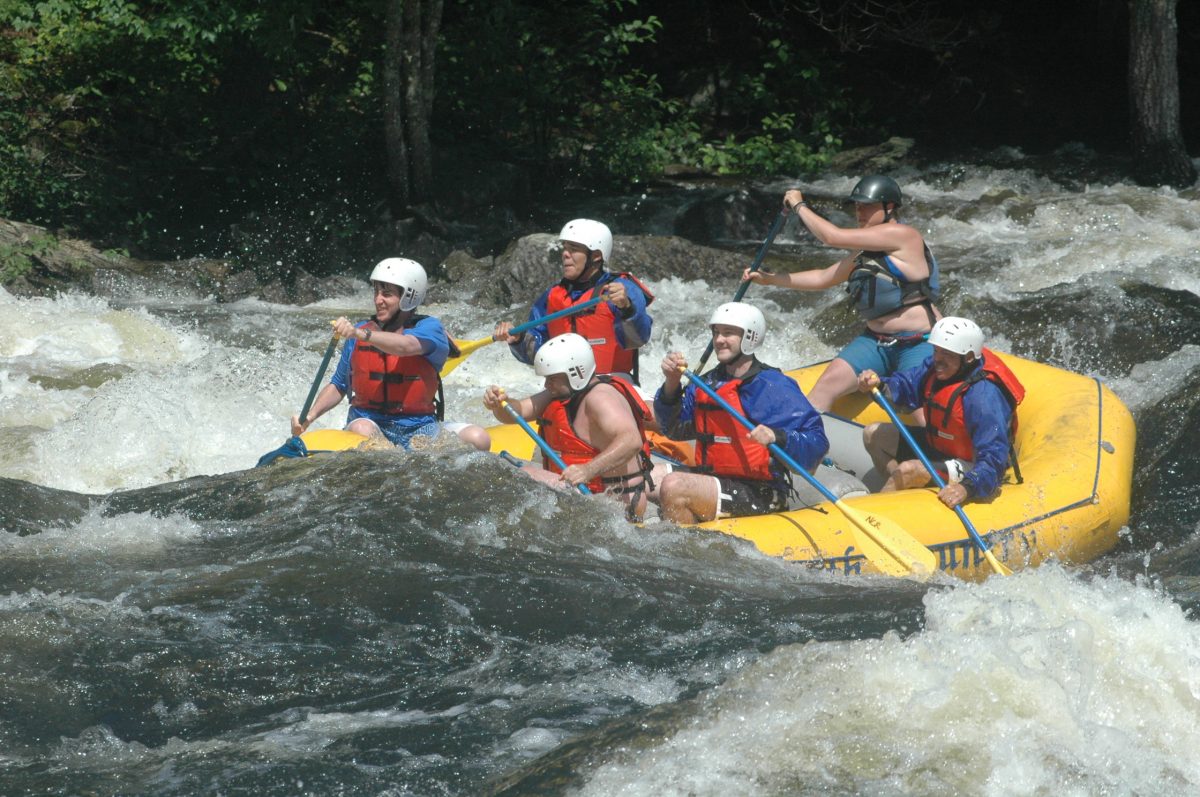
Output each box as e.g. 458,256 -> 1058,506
441,296 -> 605,377
499,398 -> 591,495
300,323 -> 341,426
695,206 -> 790,373
680,368 -> 937,578
258,323 -> 340,467
871,387 -> 1013,576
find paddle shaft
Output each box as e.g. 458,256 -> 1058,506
871,387 -> 1011,575
300,332 -> 340,426
695,207 -> 790,373
441,296 -> 607,378
510,295 -> 603,337
500,399 -> 592,495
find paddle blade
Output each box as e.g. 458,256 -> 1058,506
441,336 -> 494,376
835,499 -> 939,578
983,547 -> 1014,577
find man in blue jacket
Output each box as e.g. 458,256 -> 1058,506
652,302 -> 828,523
492,218 -> 654,384
857,316 -> 1024,508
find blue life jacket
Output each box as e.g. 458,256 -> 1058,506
846,244 -> 940,321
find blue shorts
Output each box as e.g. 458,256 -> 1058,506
837,330 -> 932,376
347,410 -> 441,450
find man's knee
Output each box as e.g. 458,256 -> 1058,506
894,459 -> 930,489
657,471 -> 687,504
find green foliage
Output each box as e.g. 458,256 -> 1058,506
439,1 -> 857,186
0,0 -> 869,260
0,0 -> 379,252
0,233 -> 57,285
696,112 -> 841,177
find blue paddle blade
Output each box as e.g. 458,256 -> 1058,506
255,435 -> 310,467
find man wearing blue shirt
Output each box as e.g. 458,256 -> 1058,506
290,257 -> 487,450
857,316 -> 1024,508
652,303 -> 828,523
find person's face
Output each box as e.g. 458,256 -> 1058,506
561,241 -> 598,281
711,324 -> 746,364
373,281 -> 402,323
543,372 -> 573,398
931,345 -> 967,381
854,201 -> 886,227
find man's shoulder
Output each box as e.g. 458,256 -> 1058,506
408,314 -> 446,334
585,380 -> 638,409
752,365 -> 801,389
964,377 -> 1009,409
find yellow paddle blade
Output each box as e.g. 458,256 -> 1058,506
441,336 -> 495,377
834,499 -> 939,579
983,547 -> 1014,577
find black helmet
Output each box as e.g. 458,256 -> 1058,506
848,175 -> 903,207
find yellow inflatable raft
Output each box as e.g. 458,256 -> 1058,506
301,352 -> 1136,581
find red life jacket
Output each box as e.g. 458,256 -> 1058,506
921,349 -> 1025,461
538,376 -> 654,494
349,318 -> 441,417
545,273 -> 655,377
693,365 -> 776,482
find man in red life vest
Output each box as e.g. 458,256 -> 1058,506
857,316 -> 1024,508
482,333 -> 656,521
290,257 -> 490,451
492,219 -> 654,385
652,303 -> 829,524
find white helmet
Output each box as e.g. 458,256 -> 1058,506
534,333 -> 596,391
559,219 -> 612,264
709,302 -> 766,355
928,316 -> 984,359
369,258 -> 427,311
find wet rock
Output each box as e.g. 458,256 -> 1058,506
828,136 -> 916,175
1,217 -> 363,304
673,187 -> 783,244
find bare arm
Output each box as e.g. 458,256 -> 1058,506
748,255 -> 858,291
290,383 -> 346,435
573,385 -> 643,482
797,208 -> 930,280
482,385 -> 552,424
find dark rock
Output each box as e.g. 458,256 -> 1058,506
828,136 -> 916,175
441,249 -> 495,298
674,188 -> 784,243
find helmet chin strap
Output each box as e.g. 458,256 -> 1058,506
951,354 -> 977,380
566,258 -> 604,291
725,349 -> 752,370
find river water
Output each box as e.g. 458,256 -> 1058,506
2,149 -> 1199,795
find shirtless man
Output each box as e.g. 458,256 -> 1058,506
482,333 -> 656,520
744,175 -> 943,412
